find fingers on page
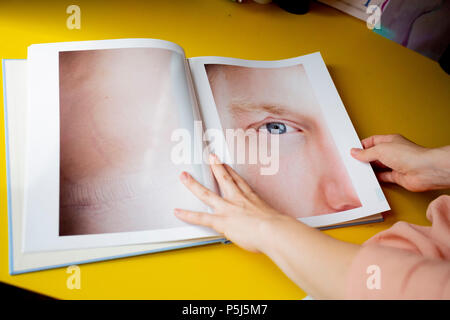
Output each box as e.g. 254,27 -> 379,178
208,154 -> 240,198
361,135 -> 381,149
351,146 -> 381,163
174,209 -> 224,232
224,164 -> 254,195
361,134 -> 398,149
179,171 -> 223,209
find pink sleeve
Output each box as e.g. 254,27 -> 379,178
345,195 -> 450,299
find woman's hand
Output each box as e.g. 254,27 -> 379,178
351,134 -> 450,192
175,153 -> 361,299
174,154 -> 291,253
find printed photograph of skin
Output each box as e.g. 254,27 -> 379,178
205,64 -> 362,218
59,48 -> 203,236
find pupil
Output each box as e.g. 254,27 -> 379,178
266,122 -> 286,134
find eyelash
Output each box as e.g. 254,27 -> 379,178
253,118 -> 303,135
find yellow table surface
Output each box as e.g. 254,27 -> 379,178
0,0 -> 449,299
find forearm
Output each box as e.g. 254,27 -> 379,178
177,160 -> 365,299
259,217 -> 361,299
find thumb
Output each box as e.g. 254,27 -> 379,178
351,146 -> 382,163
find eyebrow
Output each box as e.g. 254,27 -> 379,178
228,99 -> 317,132
229,101 -> 288,117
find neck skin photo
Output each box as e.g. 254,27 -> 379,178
58,48 -> 201,235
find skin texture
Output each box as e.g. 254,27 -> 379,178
175,137 -> 450,299
60,49 -> 172,181
205,64 -> 361,218
59,48 -> 201,235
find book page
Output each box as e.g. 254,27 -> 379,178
3,59 -> 223,273
188,53 -> 390,228
23,39 -> 218,252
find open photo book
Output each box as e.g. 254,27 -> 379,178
3,39 -> 390,274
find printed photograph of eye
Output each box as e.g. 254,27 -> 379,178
258,122 -> 297,134
205,63 -> 362,218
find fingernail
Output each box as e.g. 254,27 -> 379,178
351,148 -> 362,155
174,209 -> 184,217
180,172 -> 189,182
209,153 -> 218,164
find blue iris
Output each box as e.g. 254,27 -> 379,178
266,122 -> 286,134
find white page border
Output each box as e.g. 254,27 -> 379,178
189,53 -> 390,228
23,39 -> 219,253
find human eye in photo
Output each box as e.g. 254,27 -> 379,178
206,63 -> 362,218
252,118 -> 305,135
